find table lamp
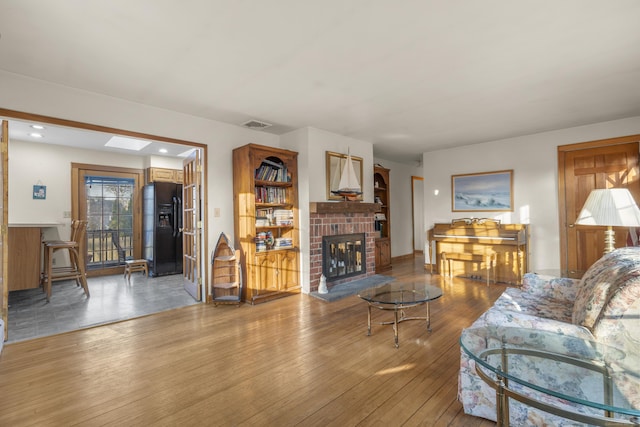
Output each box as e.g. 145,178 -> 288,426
575,188 -> 640,254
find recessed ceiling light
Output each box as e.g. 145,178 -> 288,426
159,148 -> 168,154
29,133 -> 43,138
31,124 -> 45,130
105,136 -> 152,151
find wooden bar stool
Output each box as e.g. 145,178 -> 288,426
124,259 -> 148,280
41,220 -> 90,301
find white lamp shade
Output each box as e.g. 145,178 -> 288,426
576,188 -> 640,227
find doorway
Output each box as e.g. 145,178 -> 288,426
73,166 -> 144,276
411,176 -> 424,255
1,108 -> 208,342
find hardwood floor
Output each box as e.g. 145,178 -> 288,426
0,256 -> 501,426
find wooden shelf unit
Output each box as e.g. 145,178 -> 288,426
211,232 -> 243,306
374,165 -> 392,271
232,143 -> 300,304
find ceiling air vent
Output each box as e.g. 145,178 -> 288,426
242,119 -> 272,130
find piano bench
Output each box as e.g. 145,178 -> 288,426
441,252 -> 497,286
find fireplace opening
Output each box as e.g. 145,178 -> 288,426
322,233 -> 366,282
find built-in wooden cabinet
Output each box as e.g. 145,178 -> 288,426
8,227 -> 41,291
373,165 -> 391,271
146,167 -> 183,184
374,165 -> 392,271
232,143 -> 300,304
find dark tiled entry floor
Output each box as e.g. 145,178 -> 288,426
7,272 -> 198,343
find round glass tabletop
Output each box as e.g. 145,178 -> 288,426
460,325 -> 640,420
358,282 -> 443,305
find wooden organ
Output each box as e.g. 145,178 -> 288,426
427,218 -> 529,285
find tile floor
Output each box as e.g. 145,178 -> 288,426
7,272 -> 198,343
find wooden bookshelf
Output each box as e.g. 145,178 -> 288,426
374,165 -> 391,271
232,144 -> 300,304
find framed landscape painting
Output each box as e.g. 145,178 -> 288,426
451,170 -> 513,212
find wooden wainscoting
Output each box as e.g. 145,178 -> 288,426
0,256 -> 500,426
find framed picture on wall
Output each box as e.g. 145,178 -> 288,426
451,170 -> 513,212
33,185 -> 46,200
326,151 -> 364,201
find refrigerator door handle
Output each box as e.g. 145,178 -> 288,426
173,196 -> 178,237
177,197 -> 183,235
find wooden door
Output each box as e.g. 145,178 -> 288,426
559,138 -> 640,276
1,121 -> 7,341
182,149 -> 202,300
73,166 -> 143,276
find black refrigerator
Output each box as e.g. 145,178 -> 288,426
143,182 -> 183,277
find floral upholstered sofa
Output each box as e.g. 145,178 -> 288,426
458,247 -> 640,426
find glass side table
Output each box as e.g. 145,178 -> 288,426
460,325 -> 640,426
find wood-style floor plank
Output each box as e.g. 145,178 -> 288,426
0,256 -> 502,426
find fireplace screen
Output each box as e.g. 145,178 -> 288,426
322,233 -> 365,282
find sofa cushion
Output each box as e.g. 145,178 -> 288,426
572,247 -> 640,330
493,287 -> 573,323
521,273 -> 579,302
472,305 -> 594,341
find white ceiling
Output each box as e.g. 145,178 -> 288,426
1,1 -> 640,163
7,119 -> 195,158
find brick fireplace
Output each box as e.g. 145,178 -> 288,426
309,202 -> 381,292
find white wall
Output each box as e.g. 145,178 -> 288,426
422,116 -> 640,271
9,140 -> 146,227
9,139 -> 151,265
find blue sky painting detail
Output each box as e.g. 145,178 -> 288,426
452,171 -> 512,211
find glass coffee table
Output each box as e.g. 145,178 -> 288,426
460,325 -> 640,426
358,282 -> 443,348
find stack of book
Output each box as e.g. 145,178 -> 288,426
274,237 -> 293,248
255,217 -> 270,227
273,209 -> 294,226
255,231 -> 274,251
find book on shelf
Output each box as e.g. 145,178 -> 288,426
255,187 -> 286,204
255,161 -> 289,182
273,209 -> 294,226
261,158 -> 283,168
255,217 -> 270,227
274,237 -> 293,248
255,208 -> 273,225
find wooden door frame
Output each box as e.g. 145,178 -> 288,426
71,164 -> 144,276
558,134 -> 640,273
0,108 -> 209,293
1,120 -> 8,341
